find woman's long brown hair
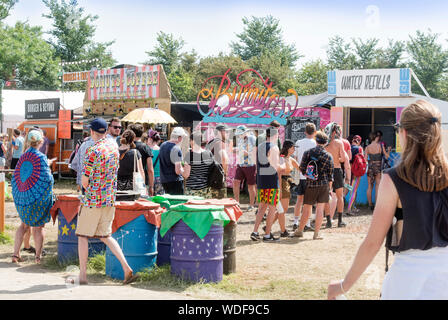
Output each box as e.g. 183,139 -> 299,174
396,100 -> 448,192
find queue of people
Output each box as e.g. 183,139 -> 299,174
7,99 -> 448,299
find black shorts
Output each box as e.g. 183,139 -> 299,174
304,185 -> 330,205
333,168 -> 344,192
10,158 -> 19,170
296,179 -> 307,196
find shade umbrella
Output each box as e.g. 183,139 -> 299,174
121,108 -> 177,124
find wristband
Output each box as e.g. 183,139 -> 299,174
340,280 -> 347,294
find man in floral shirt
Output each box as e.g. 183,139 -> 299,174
75,118 -> 138,285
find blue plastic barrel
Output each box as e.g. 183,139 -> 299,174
157,229 -> 172,266
57,211 -> 106,263
105,215 -> 158,280
170,220 -> 224,283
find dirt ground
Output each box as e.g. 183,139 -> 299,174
0,181 -> 391,300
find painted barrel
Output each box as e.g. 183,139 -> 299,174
105,215 -> 158,280
223,222 -> 236,275
116,190 -> 141,201
170,220 -> 224,283
57,212 -> 106,263
151,195 -> 204,267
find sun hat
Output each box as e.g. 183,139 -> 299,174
89,118 -> 108,134
171,127 -> 188,137
235,125 -> 249,136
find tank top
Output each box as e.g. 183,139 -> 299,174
369,153 -> 382,162
256,141 -> 279,189
386,167 -> 448,252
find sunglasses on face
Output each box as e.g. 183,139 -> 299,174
112,126 -> 122,130
393,122 -> 402,133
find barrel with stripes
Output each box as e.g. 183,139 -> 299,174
105,215 -> 158,280
57,213 -> 105,263
170,220 -> 223,283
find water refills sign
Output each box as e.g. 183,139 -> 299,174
327,68 -> 411,97
25,98 -> 60,119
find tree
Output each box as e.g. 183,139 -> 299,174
0,22 -> 59,90
327,36 -> 357,70
145,31 -> 185,75
295,59 -> 328,95
230,15 -> 300,68
168,68 -> 195,102
407,30 -> 448,98
375,40 -> 406,68
0,0 -> 17,21
352,38 -> 379,69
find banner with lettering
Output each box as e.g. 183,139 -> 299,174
327,68 -> 411,97
87,65 -> 160,101
25,98 -> 60,120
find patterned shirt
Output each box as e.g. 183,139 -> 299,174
300,145 -> 334,188
82,138 -> 119,208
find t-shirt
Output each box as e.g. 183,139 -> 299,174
159,141 -> 183,183
118,148 -> 142,178
135,141 -> 153,184
294,138 -> 316,180
152,149 -> 160,178
184,150 -> 214,190
12,136 -> 24,159
237,135 -> 256,166
82,138 -> 119,208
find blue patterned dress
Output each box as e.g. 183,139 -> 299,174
12,147 -> 54,227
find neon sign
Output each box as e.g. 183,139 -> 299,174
197,69 -> 299,125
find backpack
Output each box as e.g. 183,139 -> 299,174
305,154 -> 319,181
208,158 -> 225,189
351,153 -> 367,177
68,139 -> 83,165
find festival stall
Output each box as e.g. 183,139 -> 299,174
327,68 -> 448,205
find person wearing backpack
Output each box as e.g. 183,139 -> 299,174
347,135 -> 366,214
294,131 -> 333,240
328,100 -> 448,300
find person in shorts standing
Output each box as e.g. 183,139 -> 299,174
207,124 -> 230,199
159,127 -> 188,195
294,131 -> 333,240
11,129 -> 25,169
293,123 -> 316,231
233,125 -> 257,210
75,118 -> 138,285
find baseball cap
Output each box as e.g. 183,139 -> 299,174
235,125 -> 248,136
353,135 -> 362,143
89,118 -> 108,133
171,127 -> 188,137
215,123 -> 229,132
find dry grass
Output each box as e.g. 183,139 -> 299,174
0,182 -> 390,300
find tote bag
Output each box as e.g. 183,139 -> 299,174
133,149 -> 147,197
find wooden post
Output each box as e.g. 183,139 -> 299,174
0,173 -> 5,233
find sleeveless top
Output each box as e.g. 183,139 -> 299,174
369,153 -> 382,162
256,141 -> 279,189
386,167 -> 448,252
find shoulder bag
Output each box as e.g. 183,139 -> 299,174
133,149 -> 147,197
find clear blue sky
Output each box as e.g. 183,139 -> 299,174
5,0 -> 448,67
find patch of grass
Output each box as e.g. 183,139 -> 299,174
87,253 -> 105,273
0,232 -> 13,244
42,255 -> 77,271
136,265 -> 196,290
4,225 -> 13,231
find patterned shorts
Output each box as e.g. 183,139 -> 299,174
154,176 -> 164,195
257,188 -> 280,206
368,161 -> 382,183
185,187 -> 211,198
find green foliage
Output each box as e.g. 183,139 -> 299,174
0,21 -> 60,90
0,231 -> 13,244
168,68 -> 196,102
375,40 -> 406,68
407,30 -> 448,98
327,36 -> 357,70
0,0 -> 17,21
295,59 -> 329,96
352,38 -> 380,69
230,15 -> 300,68
87,253 -> 105,272
145,31 -> 186,75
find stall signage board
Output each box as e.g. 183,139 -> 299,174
197,68 -> 299,125
327,68 -> 411,97
287,117 -> 320,143
25,98 -> 60,119
87,65 -> 160,101
63,71 -> 89,83
58,110 -> 73,139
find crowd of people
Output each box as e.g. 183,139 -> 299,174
6,99 -> 448,299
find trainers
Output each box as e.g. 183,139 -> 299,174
250,232 -> 260,241
263,233 -> 280,242
293,229 -> 303,238
338,221 -> 347,228
326,220 -> 332,229
247,205 -> 255,212
280,230 -> 290,238
304,225 -> 314,232
292,223 -> 298,231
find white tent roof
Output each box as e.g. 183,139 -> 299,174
1,90 -> 85,117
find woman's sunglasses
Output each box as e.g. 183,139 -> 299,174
393,122 -> 402,133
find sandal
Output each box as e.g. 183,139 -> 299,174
22,246 -> 36,254
11,255 -> 24,263
123,271 -> 139,285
